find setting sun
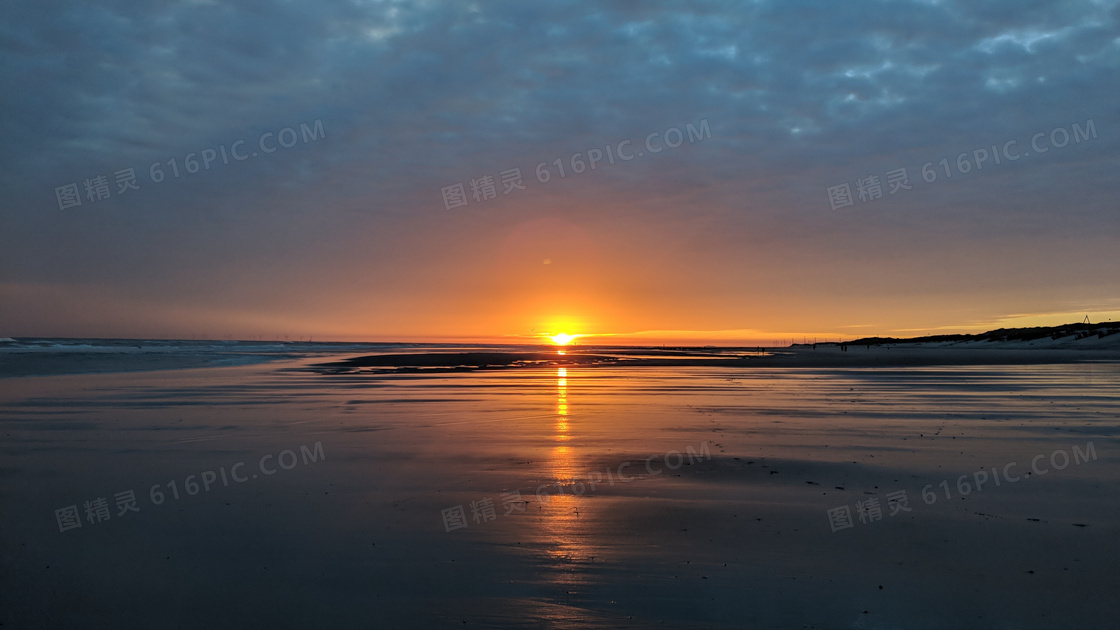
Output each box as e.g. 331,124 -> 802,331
548,332 -> 579,346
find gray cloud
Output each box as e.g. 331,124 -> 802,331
1,0 -> 1117,336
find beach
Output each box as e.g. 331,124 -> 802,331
1,343 -> 1117,628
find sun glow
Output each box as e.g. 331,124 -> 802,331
548,332 -> 580,346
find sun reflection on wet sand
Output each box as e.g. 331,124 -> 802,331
549,367 -> 578,485
536,366 -> 599,592
556,367 -> 569,443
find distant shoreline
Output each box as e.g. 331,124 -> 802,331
843,321 -> 1119,346
313,321 -> 1120,373
315,345 -> 1120,374
5,322 -> 1118,377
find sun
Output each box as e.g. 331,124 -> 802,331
548,332 -> 580,346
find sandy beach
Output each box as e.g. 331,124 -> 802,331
2,344 -> 1117,628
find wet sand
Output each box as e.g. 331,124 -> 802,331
1,354 -> 1118,628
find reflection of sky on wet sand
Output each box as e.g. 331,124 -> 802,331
2,359 -> 1118,627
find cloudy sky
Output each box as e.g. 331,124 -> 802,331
1,0 -> 1117,343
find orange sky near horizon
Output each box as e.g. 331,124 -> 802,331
3,193 -> 1119,344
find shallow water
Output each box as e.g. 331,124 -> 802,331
1,358 -> 1117,628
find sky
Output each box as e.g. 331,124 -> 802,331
1,0 -> 1118,344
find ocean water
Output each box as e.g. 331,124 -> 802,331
0,338 -> 550,378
